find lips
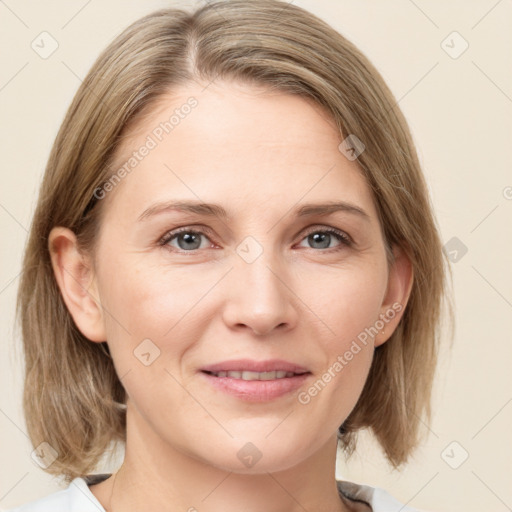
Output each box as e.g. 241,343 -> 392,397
206,370 -> 297,380
199,359 -> 311,402
200,358 -> 309,374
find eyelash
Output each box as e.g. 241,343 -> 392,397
157,225 -> 353,254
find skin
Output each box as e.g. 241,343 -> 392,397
49,79 -> 413,512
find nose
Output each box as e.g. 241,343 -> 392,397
222,251 -> 298,337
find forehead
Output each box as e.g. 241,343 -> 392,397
102,80 -> 377,220
115,80 -> 340,160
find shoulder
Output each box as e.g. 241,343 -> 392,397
337,479 -> 430,512
4,476 -> 108,512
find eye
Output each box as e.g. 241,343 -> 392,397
298,227 -> 352,251
158,225 -> 352,254
159,227 -> 215,252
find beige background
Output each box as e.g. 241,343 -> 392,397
1,1 -> 511,510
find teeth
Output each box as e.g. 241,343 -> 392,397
211,370 -> 297,380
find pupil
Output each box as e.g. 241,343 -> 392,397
310,232 -> 330,249
179,233 -> 200,250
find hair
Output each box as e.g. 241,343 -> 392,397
16,0 -> 453,483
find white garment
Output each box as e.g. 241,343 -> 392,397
5,474 -> 422,512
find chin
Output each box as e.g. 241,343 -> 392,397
196,439 -> 309,475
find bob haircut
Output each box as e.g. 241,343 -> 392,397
16,0 -> 453,483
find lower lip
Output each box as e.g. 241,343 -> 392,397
200,371 -> 311,402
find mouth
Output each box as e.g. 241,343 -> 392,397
199,360 -> 311,402
202,369 -> 309,380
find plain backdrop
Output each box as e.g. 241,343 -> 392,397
1,1 -> 511,511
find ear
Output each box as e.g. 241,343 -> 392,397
374,244 -> 414,347
48,226 -> 106,342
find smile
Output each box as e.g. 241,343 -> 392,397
200,370 -> 311,402
204,370 -> 306,380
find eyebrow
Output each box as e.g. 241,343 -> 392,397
137,200 -> 371,222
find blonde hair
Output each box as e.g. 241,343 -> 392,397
16,0 -> 453,482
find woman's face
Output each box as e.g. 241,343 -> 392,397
68,80 -> 409,473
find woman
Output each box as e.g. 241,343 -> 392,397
10,0 -> 452,510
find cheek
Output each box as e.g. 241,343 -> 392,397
295,264 -> 384,410
96,258 -> 235,405
99,259 -> 211,340
301,260 -> 387,341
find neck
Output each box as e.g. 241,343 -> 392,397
98,401 -> 350,512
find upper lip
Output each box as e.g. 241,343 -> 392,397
201,359 -> 310,374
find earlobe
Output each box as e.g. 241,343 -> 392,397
374,244 -> 414,347
48,227 -> 106,342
